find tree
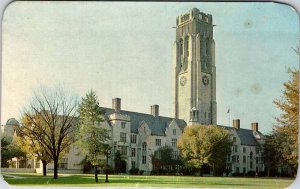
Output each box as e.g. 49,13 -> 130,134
20,87 -> 78,179
152,146 -> 183,174
15,123 -> 52,176
263,134 -> 283,176
273,69 -> 299,172
177,125 -> 232,176
1,137 -> 25,168
76,90 -> 110,183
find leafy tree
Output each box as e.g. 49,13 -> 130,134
114,150 -> 126,174
76,90 -> 110,183
1,137 -> 25,168
177,125 -> 232,176
263,134 -> 283,176
152,146 -> 182,174
20,87 -> 78,179
15,121 -> 52,176
273,69 -> 298,171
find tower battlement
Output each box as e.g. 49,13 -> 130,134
176,8 -> 212,26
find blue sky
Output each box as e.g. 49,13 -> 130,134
1,2 -> 299,134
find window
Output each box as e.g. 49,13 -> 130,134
205,39 -> 209,55
155,139 -> 161,146
58,158 -> 68,170
236,155 -> 240,163
232,155 -> 236,163
184,37 -> 189,57
142,155 -> 147,164
120,146 -> 127,156
142,142 -> 147,152
121,122 -> 126,129
173,129 -> 176,135
243,167 -> 246,174
243,156 -> 246,163
227,154 -> 231,162
172,151 -> 179,160
256,157 -> 259,164
35,161 -> 40,169
171,138 -> 177,147
236,167 -> 240,173
179,39 -> 183,55
233,137 -> 236,142
131,148 -> 136,157
132,161 -> 136,168
131,135 -> 137,144
234,145 -> 238,152
243,147 -> 246,153
204,112 -> 207,119
250,161 -> 253,169
154,151 -> 161,159
120,132 -> 126,142
256,147 -> 259,154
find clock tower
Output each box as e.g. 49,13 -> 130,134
173,8 -> 217,125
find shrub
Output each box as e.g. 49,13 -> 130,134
129,168 -> 139,175
246,171 -> 256,177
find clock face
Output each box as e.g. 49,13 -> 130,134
202,75 -> 209,85
180,76 -> 187,86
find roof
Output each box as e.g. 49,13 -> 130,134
218,125 -> 264,146
101,107 -> 186,136
6,118 -> 20,126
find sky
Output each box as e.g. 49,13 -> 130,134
1,1 -> 299,134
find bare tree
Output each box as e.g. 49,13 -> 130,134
21,87 -> 78,179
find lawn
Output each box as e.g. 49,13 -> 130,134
2,173 -> 295,189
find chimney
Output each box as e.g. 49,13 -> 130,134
151,105 -> 159,116
112,98 -> 121,111
251,122 -> 258,132
233,119 -> 240,129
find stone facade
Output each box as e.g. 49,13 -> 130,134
2,8 -> 266,176
173,8 -> 217,125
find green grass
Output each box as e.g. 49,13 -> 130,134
2,173 -> 295,188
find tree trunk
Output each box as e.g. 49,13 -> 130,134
94,165 -> 98,183
42,160 -> 47,176
53,158 -> 58,179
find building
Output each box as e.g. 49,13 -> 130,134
2,8 -> 265,176
173,8 -> 217,125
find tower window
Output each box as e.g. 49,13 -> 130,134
121,122 -> 126,129
179,39 -> 183,55
184,37 -> 189,57
206,39 -> 209,55
120,132 -> 126,142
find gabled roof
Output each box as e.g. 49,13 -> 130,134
101,107 -> 186,136
218,125 -> 264,146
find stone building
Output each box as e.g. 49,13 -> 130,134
2,8 -> 265,175
173,8 -> 217,125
